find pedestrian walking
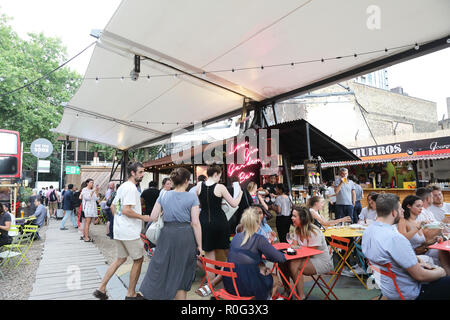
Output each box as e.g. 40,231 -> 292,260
103,182 -> 115,239
139,167 -> 202,300
93,162 -> 150,300
60,184 -> 77,230
47,186 -> 58,218
80,179 -> 99,242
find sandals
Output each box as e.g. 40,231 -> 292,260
125,293 -> 145,300
195,284 -> 212,297
84,238 -> 94,242
93,289 -> 108,300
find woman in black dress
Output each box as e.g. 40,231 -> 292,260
195,165 -> 243,294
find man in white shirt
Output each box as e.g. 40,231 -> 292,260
93,162 -> 151,300
429,185 -> 450,223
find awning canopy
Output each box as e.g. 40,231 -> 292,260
266,119 -> 359,164
144,119 -> 359,169
54,0 -> 450,150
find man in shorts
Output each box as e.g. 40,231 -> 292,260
93,162 -> 151,300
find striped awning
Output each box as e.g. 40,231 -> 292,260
293,152 -> 450,169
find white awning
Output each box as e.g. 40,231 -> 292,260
54,0 -> 450,150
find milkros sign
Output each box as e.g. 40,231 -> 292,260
351,137 -> 450,160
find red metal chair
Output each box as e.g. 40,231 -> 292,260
305,235 -> 350,300
200,256 -> 254,300
367,261 -> 405,300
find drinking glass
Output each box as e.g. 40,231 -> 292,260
286,233 -> 294,246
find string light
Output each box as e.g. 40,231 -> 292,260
80,41 -> 426,83
66,111 -> 196,126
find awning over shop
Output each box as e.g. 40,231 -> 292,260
266,119 -> 359,164
144,119 -> 359,169
294,135 -> 450,168
54,0 -> 450,150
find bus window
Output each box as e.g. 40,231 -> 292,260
0,132 -> 18,154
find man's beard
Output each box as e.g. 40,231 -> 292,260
393,214 -> 400,225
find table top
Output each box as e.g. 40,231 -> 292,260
428,240 -> 450,252
271,242 -> 323,261
323,227 -> 365,238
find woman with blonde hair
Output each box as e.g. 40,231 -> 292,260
224,207 -> 286,300
279,206 -> 333,299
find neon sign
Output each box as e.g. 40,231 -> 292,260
227,141 -> 262,183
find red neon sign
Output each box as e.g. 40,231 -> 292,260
227,141 -> 261,183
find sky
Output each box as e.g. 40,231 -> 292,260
0,0 -> 448,119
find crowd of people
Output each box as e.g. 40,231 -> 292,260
3,162 -> 448,301
88,163 -> 447,301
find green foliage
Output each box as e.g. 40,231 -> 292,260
88,143 -> 116,162
0,13 -> 82,180
19,186 -> 33,203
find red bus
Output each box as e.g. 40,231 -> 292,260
0,129 -> 21,180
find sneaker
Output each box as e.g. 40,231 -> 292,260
341,267 -> 355,277
60,227 -> 68,230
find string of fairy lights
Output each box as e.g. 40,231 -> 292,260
1,40 -> 429,96
0,39 -> 438,128
82,42 -> 422,83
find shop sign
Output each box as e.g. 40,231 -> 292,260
351,136 -> 450,160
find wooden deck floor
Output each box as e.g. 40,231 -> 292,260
28,219 -> 108,300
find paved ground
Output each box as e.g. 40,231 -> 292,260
1,207 -> 382,300
90,213 -> 381,301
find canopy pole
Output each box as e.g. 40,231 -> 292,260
306,122 -> 312,160
282,153 -> 293,201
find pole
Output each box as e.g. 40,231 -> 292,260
20,142 -> 24,180
305,122 -> 312,160
60,143 -> 64,189
36,158 -> 39,189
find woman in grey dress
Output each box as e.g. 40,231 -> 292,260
139,168 -> 202,300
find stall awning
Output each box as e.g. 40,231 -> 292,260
295,135 -> 450,168
267,119 -> 359,164
144,119 -> 359,168
54,0 -> 450,150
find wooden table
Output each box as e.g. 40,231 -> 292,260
267,242 -> 323,300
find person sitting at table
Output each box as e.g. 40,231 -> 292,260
396,195 -> 450,274
278,206 -> 333,300
0,204 -> 12,247
362,193 -> 450,300
235,204 -> 277,243
358,192 -> 379,224
224,207 -> 286,300
30,198 -> 47,240
307,196 -> 351,228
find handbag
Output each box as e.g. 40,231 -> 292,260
146,212 -> 164,245
145,191 -> 167,245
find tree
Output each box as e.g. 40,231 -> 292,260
0,14 -> 82,182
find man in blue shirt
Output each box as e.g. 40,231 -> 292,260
362,193 -> 450,300
60,184 -> 77,230
31,198 -> 47,240
334,168 -> 356,220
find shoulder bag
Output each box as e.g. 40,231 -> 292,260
146,191 -> 167,245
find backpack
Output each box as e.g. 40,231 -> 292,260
49,190 -> 57,202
